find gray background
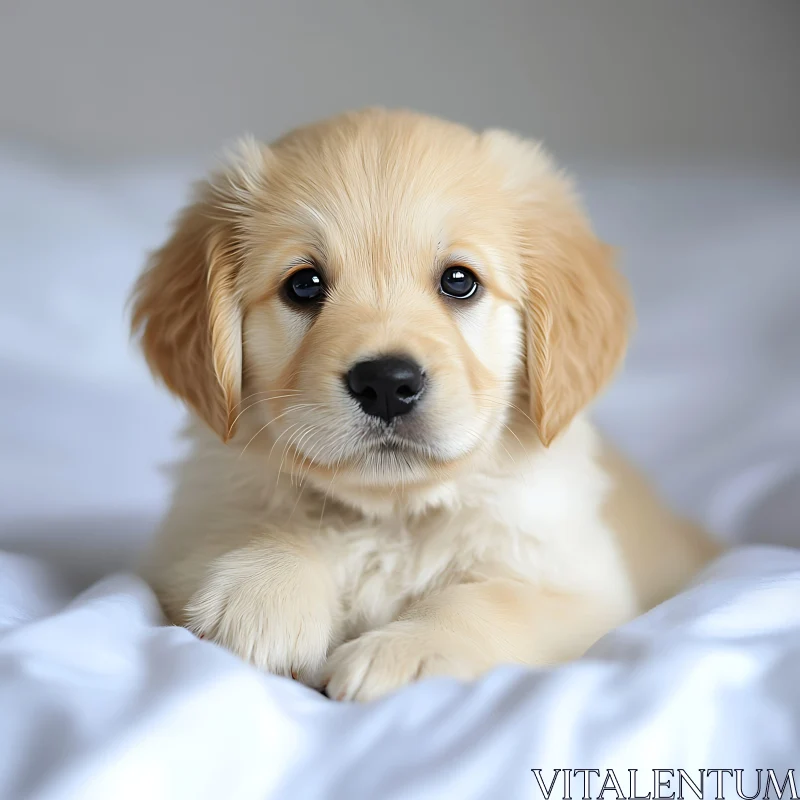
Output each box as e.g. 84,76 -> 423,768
2,0 -> 798,163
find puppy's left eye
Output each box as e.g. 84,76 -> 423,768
440,266 -> 479,299
285,267 -> 325,304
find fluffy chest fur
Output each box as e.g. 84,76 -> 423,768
327,418 -> 635,637
152,416 -> 637,641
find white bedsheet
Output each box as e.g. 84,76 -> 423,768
1,145 -> 799,794
1,546 -> 799,799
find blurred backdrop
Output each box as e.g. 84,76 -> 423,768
1,1 -> 798,584
2,0 -> 798,164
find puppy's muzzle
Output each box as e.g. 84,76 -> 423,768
346,356 -> 425,422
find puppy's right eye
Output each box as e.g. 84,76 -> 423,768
285,267 -> 325,305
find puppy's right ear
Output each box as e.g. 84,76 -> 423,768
130,141 -> 270,441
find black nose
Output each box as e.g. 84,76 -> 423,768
346,356 -> 425,422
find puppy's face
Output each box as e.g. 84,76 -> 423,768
132,111 -> 629,499
238,120 -> 526,489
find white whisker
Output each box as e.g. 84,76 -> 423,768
231,388 -> 301,412
237,403 -> 320,459
229,394 -> 308,429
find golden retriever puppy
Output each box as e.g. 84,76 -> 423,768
131,109 -> 719,701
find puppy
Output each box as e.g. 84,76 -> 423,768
131,109 -> 719,701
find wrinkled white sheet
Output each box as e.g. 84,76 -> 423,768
1,546 -> 799,799
1,146 -> 799,796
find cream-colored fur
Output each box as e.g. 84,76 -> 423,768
132,109 -> 719,701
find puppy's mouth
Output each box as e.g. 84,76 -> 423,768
361,425 -> 427,456
332,412 -> 444,468
279,398 -> 482,478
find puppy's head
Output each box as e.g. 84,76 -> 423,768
131,110 -> 629,499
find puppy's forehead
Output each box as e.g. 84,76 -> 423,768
259,115 -> 515,281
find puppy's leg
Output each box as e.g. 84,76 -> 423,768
324,577 -> 628,702
185,532 -> 339,686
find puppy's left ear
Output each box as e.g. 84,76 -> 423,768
483,130 -> 632,447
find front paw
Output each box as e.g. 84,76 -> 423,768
323,622 -> 492,702
185,542 -> 336,686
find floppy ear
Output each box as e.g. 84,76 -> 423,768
523,216 -> 629,447
130,141 -> 269,441
484,130 -> 631,446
